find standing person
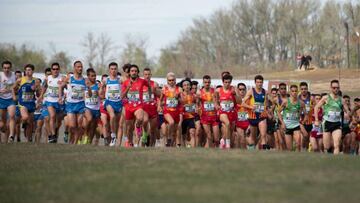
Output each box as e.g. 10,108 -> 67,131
215,74 -> 241,149
310,94 -> 324,152
197,75 -> 220,148
278,85 -> 307,151
13,64 -> 41,142
158,72 -> 182,147
41,62 -> 65,143
59,61 -> 89,144
180,80 -> 197,147
99,62 -> 122,147
296,53 -> 303,70
142,67 -> 160,146
235,83 -> 250,149
0,61 -> 16,143
314,80 -> 349,155
242,75 -> 269,150
122,64 -> 150,147
83,68 -> 101,144
298,82 -> 313,150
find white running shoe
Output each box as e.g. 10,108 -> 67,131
109,137 -> 116,147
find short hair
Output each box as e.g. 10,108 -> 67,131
216,85 -> 223,89
203,75 -> 211,80
254,75 -> 264,82
354,98 -> 360,102
237,83 -> 246,88
290,84 -> 298,89
143,67 -> 151,72
86,68 -> 96,75
182,80 -> 191,86
167,72 -> 175,79
191,81 -> 198,86
2,60 -> 12,67
271,87 -> 278,92
117,72 -> 121,76
108,62 -> 118,68
73,60 -> 82,66
221,71 -> 230,77
101,74 -> 108,78
122,63 -> 131,72
321,93 -> 327,97
51,62 -> 60,68
299,82 -> 308,87
15,70 -> 22,74
330,79 -> 339,85
343,95 -> 350,100
24,64 -> 35,71
279,83 -> 286,88
129,64 -> 139,73
222,74 -> 233,82
37,78 -> 42,83
44,67 -> 51,73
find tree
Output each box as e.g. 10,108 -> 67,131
81,32 -> 98,69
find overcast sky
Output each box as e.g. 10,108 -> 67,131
0,0 -> 234,61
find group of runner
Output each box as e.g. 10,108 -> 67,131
1,60 -> 360,154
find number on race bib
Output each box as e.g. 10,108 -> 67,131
220,101 -> 234,112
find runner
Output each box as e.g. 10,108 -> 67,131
180,80 -> 197,147
122,64 -> 151,147
99,62 -> 122,147
242,75 -> 269,150
314,80 -> 349,154
235,83 -> 250,149
83,68 -> 100,144
14,70 -> 22,142
310,94 -> 324,152
278,85 -> 307,151
341,95 -> 352,153
59,61 -> 89,144
298,82 -> 313,150
142,67 -> 160,146
158,72 -> 182,147
0,60 -> 16,143
215,74 -> 241,149
41,62 -> 65,143
13,64 -> 41,142
34,78 -> 45,143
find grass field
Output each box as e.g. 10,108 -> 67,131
1,144 -> 360,203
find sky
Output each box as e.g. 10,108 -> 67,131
0,0 -> 234,61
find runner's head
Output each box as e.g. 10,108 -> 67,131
86,68 -> 96,83
289,84 -> 298,98
166,72 -> 176,87
237,83 -> 247,97
122,63 -> 131,77
254,75 -> 264,89
191,81 -> 198,94
24,64 -> 34,77
15,70 -> 22,79
108,62 -> 118,77
278,83 -> 287,96
343,95 -> 351,107
73,61 -> 83,75
182,80 -> 191,92
222,74 -> 233,89
143,67 -> 152,80
330,79 -> 340,95
353,97 -> 360,108
202,75 -> 211,89
221,71 -> 230,78
299,82 -> 308,96
44,67 -> 51,76
314,94 -> 322,104
271,87 -> 278,98
2,60 -> 12,73
51,62 -> 60,77
129,64 -> 139,80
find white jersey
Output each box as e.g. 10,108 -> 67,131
85,83 -> 100,110
0,72 -> 16,100
44,75 -> 63,103
105,77 -> 121,102
66,76 -> 86,103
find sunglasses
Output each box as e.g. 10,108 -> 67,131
332,86 -> 340,89
168,79 -> 175,82
52,68 -> 59,71
239,88 -> 246,91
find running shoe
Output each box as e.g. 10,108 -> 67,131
109,137 -> 116,147
63,132 -> 69,143
48,135 -> 56,143
219,138 -> 225,149
8,135 -> 14,143
141,131 -> 148,145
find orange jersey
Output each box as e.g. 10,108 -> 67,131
236,103 -> 249,122
162,85 -> 180,112
200,87 -> 217,117
181,92 -> 196,119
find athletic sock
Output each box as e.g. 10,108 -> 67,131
225,139 -> 231,148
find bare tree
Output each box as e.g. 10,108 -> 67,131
81,32 -> 98,69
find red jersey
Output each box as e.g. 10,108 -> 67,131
122,78 -> 148,107
142,80 -> 157,106
218,86 -> 236,113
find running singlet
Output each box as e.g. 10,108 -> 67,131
44,75 -> 62,103
218,87 -> 235,113
18,77 -> 36,105
163,86 -> 180,112
248,88 -> 267,119
283,99 -> 301,129
182,92 -> 196,119
142,80 -> 156,106
122,78 -> 148,107
236,103 -> 248,122
0,72 -> 16,99
85,83 -> 100,110
66,76 -> 86,103
299,93 -> 312,125
323,94 -> 342,123
200,88 -> 216,117
105,77 -> 121,102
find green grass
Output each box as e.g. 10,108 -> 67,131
1,144 -> 360,203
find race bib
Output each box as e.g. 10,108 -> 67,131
22,92 -> 34,102
166,98 -> 178,108
143,92 -> 154,103
203,102 -> 215,112
127,91 -> 140,103
254,102 -> 265,113
237,112 -> 248,121
285,112 -> 299,121
220,101 -> 234,112
85,95 -> 99,106
328,111 -> 341,121
47,86 -> 59,97
107,86 -> 120,100
185,104 -> 196,113
305,105 -> 310,113
71,86 -> 85,100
